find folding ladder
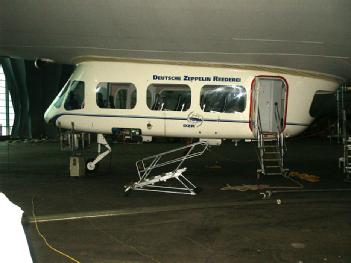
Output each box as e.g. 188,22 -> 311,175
124,141 -> 209,195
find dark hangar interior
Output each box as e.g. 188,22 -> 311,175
0,1 -> 351,262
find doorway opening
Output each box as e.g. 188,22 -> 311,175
250,76 -> 288,135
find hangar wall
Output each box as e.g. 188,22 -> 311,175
0,58 -> 74,139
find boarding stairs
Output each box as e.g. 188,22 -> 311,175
124,141 -> 209,195
256,106 -> 288,178
257,132 -> 287,177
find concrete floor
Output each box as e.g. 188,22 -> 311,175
1,138 -> 351,262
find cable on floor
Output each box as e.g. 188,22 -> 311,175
31,197 -> 81,263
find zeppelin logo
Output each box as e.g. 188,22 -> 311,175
183,112 -> 203,128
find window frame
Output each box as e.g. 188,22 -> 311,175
147,84 -> 191,112
200,85 -> 247,114
96,82 -> 137,110
63,80 -> 85,111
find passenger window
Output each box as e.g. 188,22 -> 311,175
147,84 -> 191,111
96,83 -> 136,109
64,81 -> 85,110
200,85 -> 246,113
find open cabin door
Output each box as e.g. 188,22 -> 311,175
250,76 -> 288,137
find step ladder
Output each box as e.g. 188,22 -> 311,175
257,132 -> 287,178
124,141 -> 209,195
256,106 -> 288,178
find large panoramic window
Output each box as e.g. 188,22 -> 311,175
96,83 -> 136,109
147,84 -> 191,111
200,85 -> 246,113
0,65 -> 14,136
64,81 -> 85,110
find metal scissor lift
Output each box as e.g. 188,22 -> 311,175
124,141 -> 209,195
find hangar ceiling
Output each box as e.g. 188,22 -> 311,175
0,0 -> 351,81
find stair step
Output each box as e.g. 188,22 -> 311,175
265,166 -> 281,170
263,157 -> 280,160
263,158 -> 281,161
263,152 -> 279,155
258,146 -> 277,149
264,148 -> 279,151
262,134 -> 278,138
266,165 -> 280,168
266,172 -> 283,175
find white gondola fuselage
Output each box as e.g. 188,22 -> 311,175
44,60 -> 340,139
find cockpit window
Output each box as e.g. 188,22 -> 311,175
96,83 -> 136,109
53,81 -> 70,109
200,85 -> 246,113
64,81 -> 85,110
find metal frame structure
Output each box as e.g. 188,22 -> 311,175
340,108 -> 351,182
58,122 -> 91,153
336,84 -> 351,182
256,106 -> 288,178
125,141 -> 209,195
0,65 -> 13,136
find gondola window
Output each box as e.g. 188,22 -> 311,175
147,84 -> 191,111
96,83 -> 136,109
200,85 -> 246,113
64,81 -> 85,110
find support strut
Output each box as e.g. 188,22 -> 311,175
86,134 -> 111,171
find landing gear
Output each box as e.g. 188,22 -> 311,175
86,159 -> 96,171
85,158 -> 99,174
86,134 -> 111,172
